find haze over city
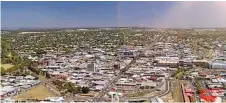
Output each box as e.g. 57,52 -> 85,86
2,1 -> 226,29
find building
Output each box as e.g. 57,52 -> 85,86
44,97 -> 64,102
150,97 -> 164,103
0,86 -> 18,99
154,57 -> 179,68
179,58 -> 193,67
192,60 -> 209,68
140,80 -> 156,89
118,49 -> 138,59
87,63 -> 96,72
116,80 -> 137,92
210,62 -> 226,69
210,57 -> 226,69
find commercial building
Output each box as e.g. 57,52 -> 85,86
154,56 -> 179,68
209,57 -> 226,69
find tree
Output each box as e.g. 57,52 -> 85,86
53,80 -> 64,90
1,67 -> 6,75
27,61 -> 40,75
66,82 -> 78,93
46,72 -> 51,78
35,49 -> 47,56
81,87 -> 90,94
13,71 -> 21,76
77,86 -> 81,93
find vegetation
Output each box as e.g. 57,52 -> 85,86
194,78 -> 201,94
1,67 -> 6,75
171,67 -> 186,79
52,80 -> 86,94
1,39 -> 21,64
81,87 -> 90,94
172,80 -> 184,102
1,39 -> 34,75
1,64 -> 14,70
12,84 -> 56,100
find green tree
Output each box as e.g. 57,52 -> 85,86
53,80 -> 64,90
66,82 -> 78,93
46,72 -> 51,78
1,67 -> 6,75
81,87 -> 90,94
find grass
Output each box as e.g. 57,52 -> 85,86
144,100 -> 150,103
1,64 -> 14,70
175,72 -> 185,79
172,80 -> 184,102
38,75 -> 46,81
126,90 -> 153,97
13,84 -> 56,100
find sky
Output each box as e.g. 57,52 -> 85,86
1,1 -> 226,29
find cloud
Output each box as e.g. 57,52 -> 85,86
151,1 -> 226,28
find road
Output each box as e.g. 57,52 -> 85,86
92,39 -> 160,102
92,54 -> 141,102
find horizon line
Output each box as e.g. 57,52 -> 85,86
1,26 -> 226,31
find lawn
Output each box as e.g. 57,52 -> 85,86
1,64 -> 14,70
175,72 -> 184,79
172,80 -> 184,102
13,84 -> 56,100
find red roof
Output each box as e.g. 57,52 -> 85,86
136,79 -> 143,82
199,72 -> 208,76
200,94 -> 216,102
151,76 -> 157,80
199,89 -> 222,102
56,75 -> 68,79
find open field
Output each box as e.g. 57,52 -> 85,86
12,84 -> 56,100
1,64 -> 14,70
172,80 -> 184,102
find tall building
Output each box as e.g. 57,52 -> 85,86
87,63 -> 96,72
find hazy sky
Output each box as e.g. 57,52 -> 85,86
2,1 -> 226,28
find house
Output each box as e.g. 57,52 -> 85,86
205,75 -> 215,80
92,81 -> 106,86
0,86 -> 18,99
55,75 -> 68,80
92,85 -> 104,91
45,65 -> 61,69
199,72 -> 208,77
1,98 -> 15,102
44,97 -> 64,102
24,75 -> 36,80
211,78 -> 226,83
